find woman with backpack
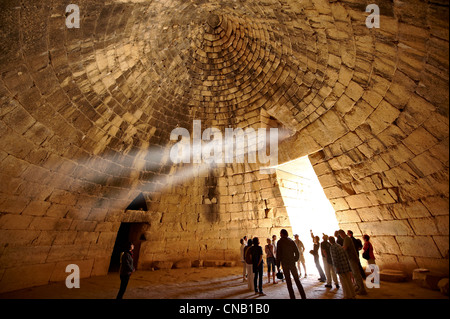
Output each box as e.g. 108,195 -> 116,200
362,234 -> 376,264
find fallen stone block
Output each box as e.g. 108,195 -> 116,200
152,261 -> 173,270
380,269 -> 408,282
413,269 -> 447,291
438,278 -> 449,295
192,260 -> 203,267
203,260 -> 225,267
173,258 -> 192,269
224,261 -> 236,267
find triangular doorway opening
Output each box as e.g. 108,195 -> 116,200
126,193 -> 148,211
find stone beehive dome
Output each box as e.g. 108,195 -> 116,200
0,0 -> 448,293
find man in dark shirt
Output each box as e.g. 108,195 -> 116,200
321,235 -> 339,288
347,230 -> 366,279
335,230 -> 344,246
251,237 -> 264,295
276,229 -> 307,299
116,242 -> 135,299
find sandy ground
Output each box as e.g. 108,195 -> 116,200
0,266 -> 447,299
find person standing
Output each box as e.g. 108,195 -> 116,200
329,236 -> 356,299
116,242 -> 135,299
339,230 -> 367,295
265,238 -> 277,284
276,229 -> 307,299
272,235 -> 278,258
321,235 -> 339,288
335,230 -> 344,246
252,237 -> 265,295
240,238 -> 247,282
310,230 -> 326,282
362,234 -> 376,265
347,230 -> 366,279
293,234 -> 307,278
244,239 -> 254,292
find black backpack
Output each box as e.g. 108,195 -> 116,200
245,246 -> 253,264
355,239 -> 363,251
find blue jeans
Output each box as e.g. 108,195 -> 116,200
253,263 -> 263,293
266,257 -> 275,272
314,256 -> 326,280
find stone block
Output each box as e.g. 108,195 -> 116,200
421,196 -> 449,216
224,261 -> 236,267
91,257 -> 110,277
153,261 -> 173,270
22,201 -> 51,216
335,210 -> 361,223
403,127 -> 439,155
344,100 -> 374,131
409,217 -> 440,236
359,220 -> 414,236
0,195 -> 29,214
345,81 -> 364,101
0,245 -> 51,268
366,100 -> 400,135
0,263 -> 56,293
46,244 -> 90,263
413,269 -> 447,290
345,194 -> 372,209
49,259 -> 94,282
203,260 -> 225,267
432,236 -> 449,259
438,278 -> 449,295
380,269 -> 408,282
173,258 -> 192,269
370,236 -> 402,255
415,257 -> 449,274
0,213 -> 34,230
0,229 -> 40,246
192,259 -> 204,268
396,236 -> 441,258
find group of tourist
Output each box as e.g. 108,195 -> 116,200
240,229 -> 375,299
241,229 -> 307,298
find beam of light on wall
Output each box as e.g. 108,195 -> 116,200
71,126 -> 293,208
275,155 -> 339,275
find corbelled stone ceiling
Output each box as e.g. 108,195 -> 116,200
0,0 -> 448,293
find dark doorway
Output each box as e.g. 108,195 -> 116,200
126,193 -> 148,211
108,222 -> 147,272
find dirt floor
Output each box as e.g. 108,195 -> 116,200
0,266 -> 447,299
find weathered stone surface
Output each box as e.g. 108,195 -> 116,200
153,261 -> 174,270
438,278 -> 449,295
224,261 -> 236,267
203,260 -> 225,267
396,236 -> 442,258
380,269 -> 408,282
173,258 -> 192,269
192,260 -> 204,268
413,269 -> 448,291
